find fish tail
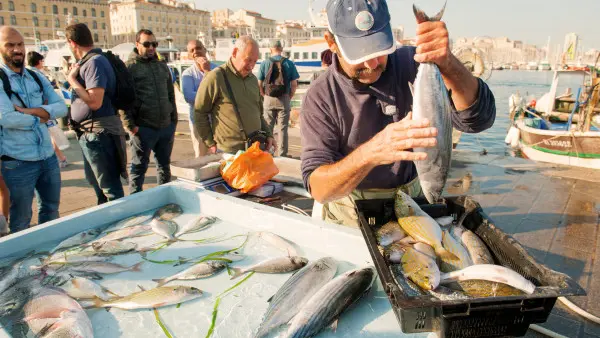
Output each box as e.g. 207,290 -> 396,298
130,262 -> 144,272
413,1 -> 447,23
91,297 -> 106,308
230,267 -> 245,280
102,286 -> 121,298
436,245 -> 459,261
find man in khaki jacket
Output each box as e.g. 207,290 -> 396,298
194,36 -> 275,154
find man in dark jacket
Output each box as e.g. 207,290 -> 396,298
123,29 -> 178,194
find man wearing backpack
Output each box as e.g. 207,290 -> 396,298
65,23 -> 129,205
258,40 -> 300,158
123,29 -> 178,194
0,26 -> 68,233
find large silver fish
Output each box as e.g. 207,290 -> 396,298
91,285 -> 203,310
255,257 -> 338,338
411,3 -> 453,204
49,228 -> 103,254
284,267 -> 376,338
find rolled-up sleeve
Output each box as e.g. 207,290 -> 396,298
300,88 -> 341,192
39,75 -> 67,120
451,78 -> 496,133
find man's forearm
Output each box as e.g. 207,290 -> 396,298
0,177 -> 9,218
68,79 -> 94,106
22,107 -> 50,120
439,55 -> 479,111
290,81 -> 298,98
309,145 -> 375,203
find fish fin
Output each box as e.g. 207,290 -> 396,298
130,262 -> 144,272
71,278 -> 82,288
101,286 -> 121,298
436,246 -> 459,261
152,278 -> 167,287
91,297 -> 107,308
178,256 -> 187,263
330,318 -> 339,332
230,267 -> 245,280
266,294 -> 275,303
407,82 -> 415,97
137,284 -> 146,292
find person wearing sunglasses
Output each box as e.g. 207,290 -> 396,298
123,29 -> 178,194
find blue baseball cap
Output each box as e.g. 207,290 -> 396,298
327,0 -> 396,65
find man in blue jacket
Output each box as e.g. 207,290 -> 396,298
0,26 -> 68,233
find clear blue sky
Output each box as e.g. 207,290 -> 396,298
195,0 -> 600,50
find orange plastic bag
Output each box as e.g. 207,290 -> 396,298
220,142 -> 279,193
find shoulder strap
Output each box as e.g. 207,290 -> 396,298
25,69 -> 43,93
218,67 -> 247,138
0,68 -> 27,107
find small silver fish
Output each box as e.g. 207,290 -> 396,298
150,219 -> 178,240
440,230 -> 472,272
450,225 -> 495,265
384,242 -> 408,264
59,277 -> 119,300
231,256 -> 308,279
68,262 -> 143,275
376,221 -> 407,247
91,241 -> 138,256
50,228 -> 103,254
92,225 -> 151,243
255,231 -> 300,256
152,261 -> 227,286
411,2 -> 453,204
175,216 -> 218,237
153,204 -> 183,221
91,286 -> 203,310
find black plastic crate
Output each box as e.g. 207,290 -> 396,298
356,196 -> 586,338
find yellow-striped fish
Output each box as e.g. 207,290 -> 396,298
401,242 -> 440,291
440,230 -> 472,272
395,191 -> 458,261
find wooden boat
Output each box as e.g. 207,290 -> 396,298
506,68 -> 600,169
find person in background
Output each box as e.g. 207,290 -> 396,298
194,36 -> 276,154
182,39 -> 213,157
258,40 -> 300,158
124,29 -> 178,194
0,171 -> 9,237
27,51 -> 69,168
0,26 -> 68,233
312,49 -> 333,82
66,23 -> 128,205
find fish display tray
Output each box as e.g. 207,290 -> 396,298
356,196 -> 586,338
0,181 -> 422,338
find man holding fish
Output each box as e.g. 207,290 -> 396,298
301,0 -> 496,226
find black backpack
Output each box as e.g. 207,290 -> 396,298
79,50 -> 136,111
264,57 -> 287,97
0,68 -> 44,108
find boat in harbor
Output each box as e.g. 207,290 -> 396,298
526,62 -> 539,71
538,62 -> 552,71
506,69 -> 600,169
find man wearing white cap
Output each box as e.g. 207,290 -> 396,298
301,0 -> 496,226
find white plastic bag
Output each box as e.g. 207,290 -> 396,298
48,123 -> 70,151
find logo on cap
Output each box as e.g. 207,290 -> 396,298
355,11 -> 375,31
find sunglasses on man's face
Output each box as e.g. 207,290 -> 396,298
141,41 -> 158,48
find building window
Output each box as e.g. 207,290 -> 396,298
42,6 -> 46,13
63,8 -> 67,15
312,52 -> 318,60
155,17 -> 158,21
141,15 -> 144,20
54,18 -> 59,27
52,5 -> 57,14
10,15 -> 16,25
93,21 -> 97,29
100,10 -> 104,17
293,52 -> 299,60
176,28 -> 179,33
303,52 -> 309,60
9,1 -> 14,11
102,23 -> 106,29
44,19 -> 48,27
33,16 -> 39,27
148,16 -> 152,21
0,17 -> 3,25
94,33 -> 98,42
83,9 -> 86,17
31,3 -> 37,12
92,8 -> 96,17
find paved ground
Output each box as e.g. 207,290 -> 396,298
26,124 -> 600,337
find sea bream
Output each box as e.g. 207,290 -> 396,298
411,2 -> 453,204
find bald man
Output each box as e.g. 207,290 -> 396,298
181,40 -> 215,157
0,26 -> 68,233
